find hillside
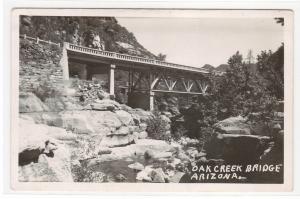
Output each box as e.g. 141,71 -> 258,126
201,63 -> 257,74
216,64 -> 230,72
20,16 -> 157,59
202,64 -> 215,72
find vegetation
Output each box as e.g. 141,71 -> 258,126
177,44 -> 283,141
20,16 -> 157,59
146,112 -> 171,142
157,53 -> 167,61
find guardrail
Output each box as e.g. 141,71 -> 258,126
66,43 -> 209,74
20,34 -> 61,47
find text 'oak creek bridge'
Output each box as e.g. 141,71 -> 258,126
60,42 -> 210,110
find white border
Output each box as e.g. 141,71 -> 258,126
1,0 -> 300,197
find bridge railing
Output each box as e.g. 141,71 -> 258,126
20,34 -> 61,47
66,43 -> 209,74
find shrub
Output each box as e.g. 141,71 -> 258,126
171,125 -> 188,141
146,112 -> 171,142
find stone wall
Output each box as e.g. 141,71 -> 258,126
19,39 -> 64,93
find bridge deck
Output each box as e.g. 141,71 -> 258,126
65,43 -> 209,74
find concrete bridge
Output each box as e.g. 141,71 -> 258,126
60,42 -> 210,110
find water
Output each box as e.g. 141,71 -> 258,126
90,154 -> 154,182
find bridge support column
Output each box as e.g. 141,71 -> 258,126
109,64 -> 116,95
149,91 -> 155,111
60,43 -> 69,81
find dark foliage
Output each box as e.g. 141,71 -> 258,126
146,112 -> 171,142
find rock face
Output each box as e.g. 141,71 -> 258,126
19,92 -> 49,113
61,111 -> 95,134
214,116 -> 252,135
205,133 -> 270,164
91,99 -> 121,111
18,118 -> 73,182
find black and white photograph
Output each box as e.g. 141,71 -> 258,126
10,9 -> 293,192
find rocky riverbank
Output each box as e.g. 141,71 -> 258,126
18,91 -> 283,183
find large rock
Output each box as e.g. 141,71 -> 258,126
150,168 -> 168,183
115,110 -> 134,126
43,97 -> 65,112
128,108 -> 153,123
19,146 -> 73,182
87,139 -> 176,165
205,133 -> 270,164
214,116 -> 252,135
20,112 -> 63,127
128,162 -> 144,171
18,118 -> 73,182
60,111 -> 95,134
138,131 -> 148,139
19,92 -> 49,113
136,166 -> 153,182
91,99 -> 121,111
113,126 -> 131,135
86,111 -> 123,130
99,133 -> 135,148
144,150 -> 173,160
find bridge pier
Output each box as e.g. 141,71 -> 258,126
109,64 -> 116,95
60,43 -> 69,81
149,91 -> 155,111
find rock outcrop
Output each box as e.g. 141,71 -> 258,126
214,116 -> 252,135
205,133 -> 270,164
19,92 -> 49,113
18,118 -> 73,182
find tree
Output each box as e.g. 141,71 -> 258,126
246,49 -> 255,64
256,45 -> 284,99
157,53 -> 167,61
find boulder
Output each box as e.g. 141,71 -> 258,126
97,90 -> 110,100
115,110 -> 134,126
169,171 -> 185,183
99,133 -> 135,148
43,97 -> 65,112
120,104 -> 133,112
88,139 -> 176,165
91,99 -> 121,111
205,133 -> 270,164
150,168 -> 168,183
112,126 -> 130,135
91,103 -> 115,111
46,126 -> 77,141
19,92 -> 49,113
60,112 -> 95,134
129,108 -> 153,123
214,116 -> 251,135
136,166 -> 154,182
128,162 -> 144,171
18,118 -> 73,182
138,131 -> 148,139
177,152 -> 190,162
97,147 -> 112,155
87,111 -> 122,130
144,150 -> 173,160
21,112 -> 63,127
128,125 -> 139,133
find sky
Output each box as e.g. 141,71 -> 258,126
117,17 -> 284,68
